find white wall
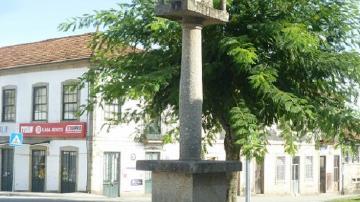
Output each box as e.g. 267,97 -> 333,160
237,141 -> 341,195
13,140 -> 87,192
13,145 -> 30,191
46,140 -> 87,192
0,62 -> 90,192
91,100 -> 146,194
0,65 -> 88,124
343,163 -> 360,194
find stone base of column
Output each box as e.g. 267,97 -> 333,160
137,160 -> 242,202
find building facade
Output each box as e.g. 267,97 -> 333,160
342,148 -> 360,194
0,35 -> 91,192
0,33 -> 358,197
238,141 -> 343,195
204,137 -> 345,195
0,34 -> 178,196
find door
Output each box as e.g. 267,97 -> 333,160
291,156 -> 300,194
61,151 -> 77,193
320,156 -> 326,193
145,152 -> 160,194
1,148 -> 13,191
31,150 -> 46,192
103,152 -> 120,198
334,155 -> 340,191
255,161 -> 264,194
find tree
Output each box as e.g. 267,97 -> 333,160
60,0 -> 360,201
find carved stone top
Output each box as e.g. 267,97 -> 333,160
156,0 -> 229,25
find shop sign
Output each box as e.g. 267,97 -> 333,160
19,122 -> 86,138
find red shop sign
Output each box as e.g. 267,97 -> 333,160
19,122 -> 87,138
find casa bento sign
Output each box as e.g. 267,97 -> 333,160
19,122 -> 86,138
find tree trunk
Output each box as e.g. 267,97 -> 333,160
222,118 -> 241,202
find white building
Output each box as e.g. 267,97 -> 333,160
0,33 -> 358,197
238,140 -> 342,195
342,148 -> 360,194
204,136 -> 345,195
0,34 -> 179,196
0,34 -> 91,192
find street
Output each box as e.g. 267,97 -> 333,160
0,193 -> 357,202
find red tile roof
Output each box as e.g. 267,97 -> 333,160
0,33 -> 93,69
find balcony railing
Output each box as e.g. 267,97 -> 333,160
143,122 -> 162,144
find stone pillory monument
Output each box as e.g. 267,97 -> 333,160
137,0 -> 242,201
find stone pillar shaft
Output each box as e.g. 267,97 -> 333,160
179,20 -> 203,161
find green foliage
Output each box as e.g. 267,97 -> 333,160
230,102 -> 268,160
330,197 -> 360,202
60,0 -> 360,158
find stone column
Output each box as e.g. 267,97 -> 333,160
179,19 -> 203,161
137,2 -> 241,202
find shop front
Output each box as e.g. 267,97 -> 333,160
0,123 -> 18,191
7,122 -> 89,193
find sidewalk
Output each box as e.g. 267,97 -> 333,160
0,191 -> 357,202
237,194 -> 359,202
0,192 -> 121,201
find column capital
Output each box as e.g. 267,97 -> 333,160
182,18 -> 204,29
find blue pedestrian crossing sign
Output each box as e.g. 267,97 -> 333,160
9,132 -> 23,147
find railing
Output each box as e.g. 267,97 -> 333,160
146,133 -> 162,141
143,122 -> 162,144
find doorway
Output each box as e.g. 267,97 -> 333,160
255,161 -> 264,194
292,156 -> 300,194
145,152 -> 160,194
320,156 -> 326,193
61,151 -> 77,193
1,148 -> 14,191
103,152 -> 120,198
334,155 -> 340,191
31,150 -> 46,192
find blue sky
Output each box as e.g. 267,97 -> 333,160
0,0 -> 126,47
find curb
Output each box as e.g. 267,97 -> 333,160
0,192 -> 151,201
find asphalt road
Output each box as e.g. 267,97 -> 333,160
0,194 -> 357,202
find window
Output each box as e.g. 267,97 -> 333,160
144,116 -> 161,140
104,100 -> 121,121
276,156 -> 286,182
345,146 -> 360,164
2,89 -> 16,122
345,152 -> 351,163
62,84 -> 79,120
305,156 -> 313,180
144,117 -> 161,135
352,148 -> 360,163
33,86 -> 47,121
